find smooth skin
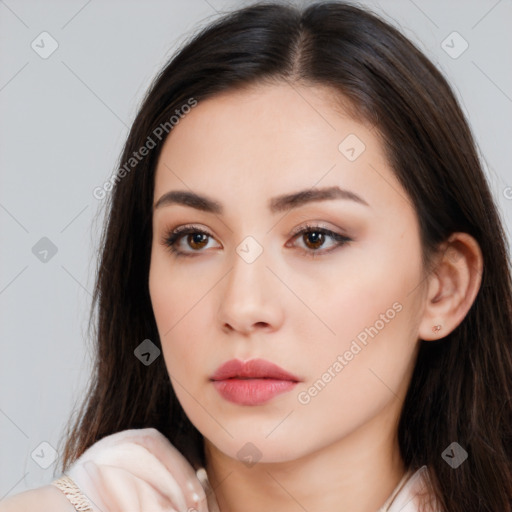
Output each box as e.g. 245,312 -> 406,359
0,485 -> 76,512
1,83 -> 483,512
149,83 -> 483,512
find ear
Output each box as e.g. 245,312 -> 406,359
418,232 -> 483,341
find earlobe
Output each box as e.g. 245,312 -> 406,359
431,324 -> 442,335
418,232 -> 483,341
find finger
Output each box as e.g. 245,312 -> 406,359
86,461 -> 176,512
85,442 -> 188,511
126,429 -> 209,512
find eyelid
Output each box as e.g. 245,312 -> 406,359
286,222 -> 351,252
290,221 -> 334,237
164,224 -> 221,246
167,223 -> 215,238
161,221 -> 351,258
163,222 -> 343,242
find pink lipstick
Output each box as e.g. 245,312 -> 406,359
210,358 -> 300,406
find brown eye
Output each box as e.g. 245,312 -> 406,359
187,232 -> 209,250
302,231 -> 325,250
289,224 -> 352,256
161,226 -> 220,257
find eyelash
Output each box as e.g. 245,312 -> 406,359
160,223 -> 352,259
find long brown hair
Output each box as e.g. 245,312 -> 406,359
58,2 -> 512,510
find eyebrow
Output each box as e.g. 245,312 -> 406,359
153,186 -> 369,214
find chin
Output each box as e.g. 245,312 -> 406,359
205,430 -> 311,466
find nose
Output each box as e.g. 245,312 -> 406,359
217,245 -> 284,335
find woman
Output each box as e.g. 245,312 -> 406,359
2,1 -> 511,511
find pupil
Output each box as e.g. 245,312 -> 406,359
190,233 -> 207,248
306,232 -> 323,248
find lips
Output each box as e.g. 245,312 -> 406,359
210,358 -> 300,406
211,358 -> 300,382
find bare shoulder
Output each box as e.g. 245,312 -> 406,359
0,484 -> 76,512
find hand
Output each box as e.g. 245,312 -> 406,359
59,427 -> 209,512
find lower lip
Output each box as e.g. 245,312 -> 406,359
212,379 -> 297,405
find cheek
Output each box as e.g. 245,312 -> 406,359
150,248 -> 206,332
298,233 -> 419,341
148,251 -> 214,382
294,233 -> 423,412
150,267 -> 216,444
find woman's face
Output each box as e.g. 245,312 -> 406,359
149,83 -> 428,464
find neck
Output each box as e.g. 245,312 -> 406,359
203,407 -> 407,512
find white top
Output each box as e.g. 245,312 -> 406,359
377,465 -> 440,511
197,464 -> 440,512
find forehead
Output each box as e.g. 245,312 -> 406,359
157,82 -> 357,167
153,83 -> 405,214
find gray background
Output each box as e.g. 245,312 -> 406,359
1,0 -> 511,497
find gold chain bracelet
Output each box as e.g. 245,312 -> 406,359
51,475 -> 94,512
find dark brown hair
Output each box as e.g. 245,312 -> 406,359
57,2 -> 512,510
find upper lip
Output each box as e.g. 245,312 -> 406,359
211,358 -> 300,381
